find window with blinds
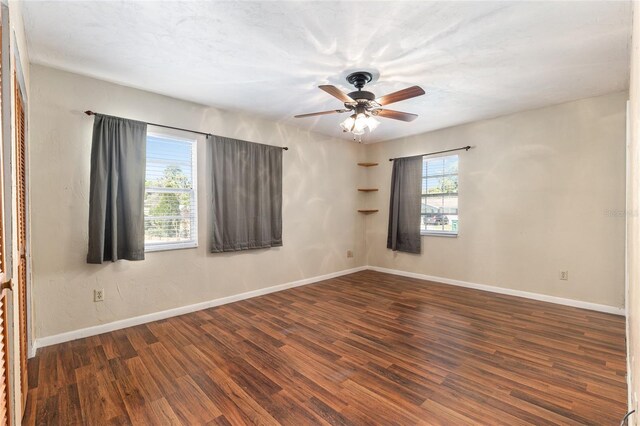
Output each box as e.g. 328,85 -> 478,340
421,154 -> 459,235
144,133 -> 198,251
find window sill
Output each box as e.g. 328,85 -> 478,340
421,232 -> 458,238
145,242 -> 198,253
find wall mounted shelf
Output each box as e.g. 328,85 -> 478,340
358,162 -> 378,213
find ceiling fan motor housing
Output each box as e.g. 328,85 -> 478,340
347,90 -> 375,102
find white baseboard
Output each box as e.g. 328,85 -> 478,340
368,266 -> 625,315
33,264 -> 624,356
32,265 -> 368,354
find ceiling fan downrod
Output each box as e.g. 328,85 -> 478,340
346,71 -> 373,91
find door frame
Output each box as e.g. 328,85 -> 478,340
0,5 -> 12,425
0,4 -> 10,287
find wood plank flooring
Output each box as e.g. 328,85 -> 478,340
23,270 -> 627,425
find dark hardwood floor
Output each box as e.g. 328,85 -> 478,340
23,270 -> 627,425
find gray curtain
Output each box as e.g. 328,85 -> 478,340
87,114 -> 147,264
209,136 -> 282,252
387,156 -> 422,254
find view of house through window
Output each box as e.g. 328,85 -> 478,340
144,133 -> 198,251
421,154 -> 458,235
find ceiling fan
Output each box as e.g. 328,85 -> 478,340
294,71 -> 425,139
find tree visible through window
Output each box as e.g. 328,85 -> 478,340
144,134 -> 197,251
421,154 -> 458,234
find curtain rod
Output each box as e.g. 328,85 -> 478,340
388,145 -> 471,161
84,111 -> 289,150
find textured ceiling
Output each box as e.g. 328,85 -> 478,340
23,1 -> 632,143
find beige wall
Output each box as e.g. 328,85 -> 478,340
29,65 -> 366,339
626,3 -> 640,423
365,92 -> 627,309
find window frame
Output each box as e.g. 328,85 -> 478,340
420,154 -> 459,238
144,132 -> 198,253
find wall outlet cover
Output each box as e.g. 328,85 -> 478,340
559,271 -> 569,281
94,289 -> 105,302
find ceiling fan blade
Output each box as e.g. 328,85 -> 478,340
294,109 -> 349,118
375,86 -> 425,106
318,85 -> 356,103
374,109 -> 418,122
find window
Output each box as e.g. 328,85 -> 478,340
144,133 -> 197,251
421,154 -> 458,235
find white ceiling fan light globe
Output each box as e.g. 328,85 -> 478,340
340,115 -> 356,132
365,116 -> 380,132
353,113 -> 368,133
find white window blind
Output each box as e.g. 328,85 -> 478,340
144,133 -> 198,251
421,154 -> 459,235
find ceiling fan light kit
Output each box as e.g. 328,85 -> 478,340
340,112 -> 380,136
295,71 -> 425,141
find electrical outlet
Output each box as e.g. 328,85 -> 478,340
94,289 -> 105,302
347,250 -> 354,258
559,271 -> 569,281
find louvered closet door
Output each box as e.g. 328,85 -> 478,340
14,77 -> 26,417
0,109 -> 10,425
